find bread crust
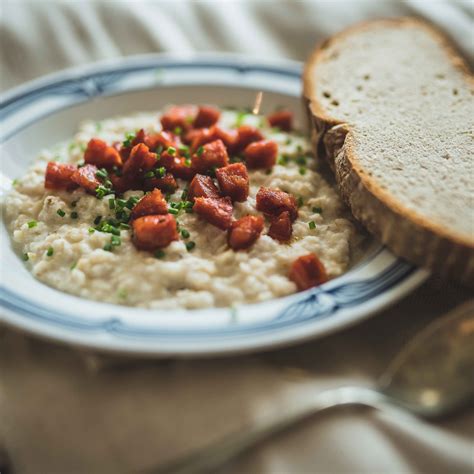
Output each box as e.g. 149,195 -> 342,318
303,17 -> 474,285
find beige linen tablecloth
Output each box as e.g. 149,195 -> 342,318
1,1 -> 473,473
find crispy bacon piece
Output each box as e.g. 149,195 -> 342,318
122,144 -> 157,179
193,106 -> 220,129
188,174 -> 220,201
130,189 -> 168,220
256,187 -> 298,221
190,126 -> 238,152
143,173 -> 178,193
234,125 -> 264,153
132,214 -> 178,251
84,138 -> 122,168
215,162 -> 249,202
193,196 -> 233,230
160,105 -> 197,133
145,131 -> 180,152
268,211 -> 292,242
267,110 -> 293,131
243,140 -> 278,169
119,129 -> 147,162
289,253 -> 328,291
44,162 -> 77,191
158,150 -> 195,180
109,173 -> 140,193
191,139 -> 229,174
228,215 -> 264,250
71,164 -> 101,193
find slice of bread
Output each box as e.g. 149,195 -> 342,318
303,18 -> 474,285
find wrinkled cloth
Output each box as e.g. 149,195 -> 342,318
1,1 -> 473,473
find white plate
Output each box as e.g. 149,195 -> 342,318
0,53 -> 429,357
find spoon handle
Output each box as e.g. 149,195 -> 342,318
145,386 -> 403,474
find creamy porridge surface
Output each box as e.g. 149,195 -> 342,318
4,108 -> 359,309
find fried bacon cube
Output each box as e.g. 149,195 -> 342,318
160,105 -> 197,133
266,110 -> 293,131
157,150 -> 195,180
256,187 -> 298,221
189,126 -> 238,152
234,125 -> 264,153
289,253 -> 328,291
132,214 -> 178,251
130,189 -> 168,220
143,173 -> 178,193
193,196 -> 233,230
227,215 -> 264,250
119,128 -> 147,162
193,105 -> 220,129
191,139 -> 229,174
215,162 -> 249,202
84,138 -> 122,168
71,164 -> 101,193
268,211 -> 292,242
187,174 -> 220,201
243,140 -> 278,169
122,144 -> 157,179
44,162 -> 77,191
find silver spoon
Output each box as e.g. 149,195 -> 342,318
148,300 -> 474,474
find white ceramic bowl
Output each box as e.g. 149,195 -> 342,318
0,54 -> 428,357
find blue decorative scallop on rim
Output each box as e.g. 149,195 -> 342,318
0,54 -> 428,356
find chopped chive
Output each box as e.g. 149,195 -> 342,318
116,198 -> 127,208
23,253 -> 29,261
118,288 -> 128,299
144,171 -> 155,179
57,209 -> 66,217
196,146 -> 204,157
94,215 -> 102,225
184,158 -> 191,167
308,221 -> 316,229
167,146 -> 176,155
296,145 -> 303,153
181,188 -> 188,200
95,169 -> 108,180
88,227 -> 95,233
154,249 -> 165,259
95,122 -> 102,132
108,198 -> 116,209
71,200 -> 78,208
12,179 -> 19,186
285,137 -> 292,145
155,144 -> 164,155
95,185 -> 109,199
123,131 -> 136,148
174,126 -> 182,135
111,235 -> 121,246
103,243 -> 113,252
70,261 -> 77,270
277,155 -> 289,166
297,196 -> 304,208
71,211 -> 79,219
296,156 -> 307,166
119,223 -> 130,230
183,201 -> 193,209
27,220 -> 37,228
185,115 -> 194,124
185,241 -> 196,252
180,229 -> 190,239
46,246 -> 54,257
299,167 -> 306,175
312,207 -> 323,214
125,196 -> 139,209
155,167 -> 166,178
168,208 -> 179,215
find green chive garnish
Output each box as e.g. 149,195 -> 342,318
23,253 -> 29,261
27,220 -> 37,228
119,223 -> 130,230
174,127 -> 182,135
103,243 -> 113,252
196,146 -> 204,157
71,211 -> 79,219
308,221 -> 316,229
70,261 -> 77,270
186,241 -> 196,252
144,171 -> 155,179
181,229 -> 190,239
312,207 -> 323,214
94,215 -> 102,225
297,197 -> 304,208
167,146 -> 176,155
57,209 -> 66,217
71,200 -> 78,208
168,208 -> 179,215
111,235 -> 121,246
108,198 -> 116,209
299,167 -> 306,175
155,167 -> 166,178
46,247 -> 54,256
154,249 -> 165,259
